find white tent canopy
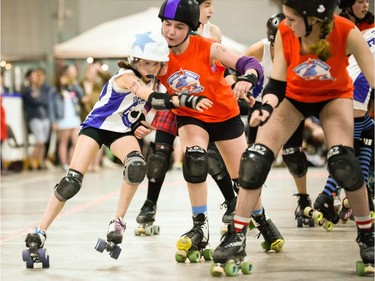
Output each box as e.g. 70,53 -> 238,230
54,7 -> 246,59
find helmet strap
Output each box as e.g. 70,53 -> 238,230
303,16 -> 313,37
168,29 -> 191,48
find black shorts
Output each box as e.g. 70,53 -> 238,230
286,97 -> 330,118
176,115 -> 244,142
79,127 -> 133,148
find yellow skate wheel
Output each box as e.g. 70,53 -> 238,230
370,211 -> 375,220
241,261 -> 254,275
224,261 -> 239,277
312,210 -> 323,222
188,250 -> 201,263
176,237 -> 192,251
220,226 -> 228,235
271,239 -> 285,252
210,263 -> 224,277
342,198 -> 350,208
202,248 -> 212,261
323,220 -> 333,231
175,251 -> 187,263
134,227 -> 143,236
303,206 -> 313,218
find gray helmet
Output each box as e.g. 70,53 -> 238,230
158,0 -> 200,31
283,0 -> 337,22
267,13 -> 286,45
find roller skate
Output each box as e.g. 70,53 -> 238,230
210,224 -> 253,277
95,217 -> 126,260
338,197 -> 354,223
355,226 -> 374,276
305,193 -> 339,231
220,196 -> 237,235
294,193 -> 315,227
22,227 -> 49,268
134,200 -> 160,236
250,211 -> 284,252
175,213 -> 212,263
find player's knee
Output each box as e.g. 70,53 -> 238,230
282,146 -> 308,177
183,146 -> 208,183
123,151 -> 147,184
239,143 -> 274,190
147,142 -> 173,182
327,145 -> 364,192
207,144 -> 228,181
54,169 -> 83,202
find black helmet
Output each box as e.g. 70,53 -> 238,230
267,13 -> 286,44
337,0 -> 356,9
159,0 -> 200,31
283,0 -> 337,22
196,0 -> 205,4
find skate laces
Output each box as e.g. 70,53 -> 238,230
356,229 -> 374,247
141,200 -> 156,213
253,216 -> 278,241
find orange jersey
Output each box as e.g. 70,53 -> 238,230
158,35 -> 239,123
279,16 -> 355,103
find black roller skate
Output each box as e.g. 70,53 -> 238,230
95,217 -> 126,259
175,213 -> 212,263
305,193 -> 339,231
220,196 -> 237,235
210,224 -> 253,277
356,226 -> 374,276
250,211 -> 284,252
294,193 -> 315,227
134,199 -> 160,236
22,227 -> 49,268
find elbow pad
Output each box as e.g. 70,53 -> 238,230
263,78 -> 286,107
235,56 -> 263,80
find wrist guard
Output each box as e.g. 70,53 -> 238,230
147,92 -> 176,110
131,113 -> 146,133
256,103 -> 274,126
237,73 -> 258,90
179,93 -> 206,110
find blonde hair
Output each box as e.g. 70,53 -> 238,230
309,20 -> 334,61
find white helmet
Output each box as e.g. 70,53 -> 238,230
128,31 -> 169,63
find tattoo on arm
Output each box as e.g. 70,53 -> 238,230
130,80 -> 141,94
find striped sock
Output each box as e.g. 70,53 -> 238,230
355,215 -> 373,229
233,215 -> 249,232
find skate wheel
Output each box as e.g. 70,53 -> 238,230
95,238 -> 107,253
296,217 -> 303,228
175,251 -> 187,263
270,239 -> 284,253
356,260 -> 366,276
134,227 -> 143,236
303,206 -> 313,218
22,249 -> 30,262
308,218 -> 315,227
240,261 -> 253,275
312,210 -> 323,222
202,248 -> 213,261
188,250 -> 201,263
152,225 -> 160,235
323,220 -> 333,231
370,211 -> 375,220
210,263 -> 224,277
110,245 -> 121,260
37,248 -> 50,268
261,241 -> 270,253
342,198 -> 350,209
224,261 -> 239,277
145,225 -> 154,236
220,225 -> 228,235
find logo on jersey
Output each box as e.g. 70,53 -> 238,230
293,58 -> 335,81
119,96 -> 145,127
166,69 -> 204,95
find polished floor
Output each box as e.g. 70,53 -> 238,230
0,164 -> 371,281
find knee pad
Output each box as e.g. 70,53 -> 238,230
282,146 -> 308,177
147,142 -> 173,182
327,145 -> 364,192
54,169 -> 83,202
207,143 -> 228,181
183,146 -> 208,183
123,151 -> 147,184
239,144 -> 274,190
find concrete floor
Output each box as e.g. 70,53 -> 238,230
0,165 -> 370,281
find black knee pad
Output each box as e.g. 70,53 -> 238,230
123,151 -> 147,184
282,146 -> 308,177
54,169 -> 83,202
327,145 -> 364,192
183,146 -> 208,183
207,143 -> 228,181
239,143 -> 274,190
147,142 -> 173,182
